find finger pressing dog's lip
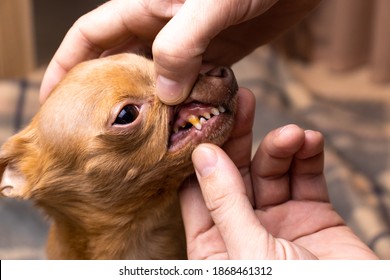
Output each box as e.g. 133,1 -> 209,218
167,66 -> 238,152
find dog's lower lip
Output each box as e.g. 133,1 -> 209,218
167,102 -> 231,152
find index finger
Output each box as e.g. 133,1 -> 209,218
39,0 -> 172,103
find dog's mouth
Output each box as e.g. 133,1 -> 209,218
168,66 -> 238,152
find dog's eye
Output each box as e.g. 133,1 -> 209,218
114,105 -> 139,125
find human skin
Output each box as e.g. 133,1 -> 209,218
179,88 -> 379,260
39,0 -> 321,104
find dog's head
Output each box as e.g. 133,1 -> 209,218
0,54 -> 237,224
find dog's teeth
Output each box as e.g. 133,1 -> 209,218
218,106 -> 226,113
188,115 -> 202,130
211,108 -> 220,116
200,117 -> 207,124
202,112 -> 211,120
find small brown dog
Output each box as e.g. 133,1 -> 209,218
0,54 -> 237,259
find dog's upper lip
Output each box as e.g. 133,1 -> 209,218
186,68 -> 238,106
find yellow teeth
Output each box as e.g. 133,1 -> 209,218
173,106 -> 227,133
188,115 -> 202,130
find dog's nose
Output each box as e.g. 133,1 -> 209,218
204,66 -> 238,92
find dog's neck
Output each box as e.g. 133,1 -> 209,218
44,188 -> 186,259
29,154 -> 193,259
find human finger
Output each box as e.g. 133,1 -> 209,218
222,88 -> 256,204
290,130 -> 329,202
180,87 -> 256,249
179,176 -> 228,259
251,124 -> 305,208
39,0 -> 175,103
153,0 -> 279,105
192,144 -> 269,259
223,88 -> 255,167
202,0 -> 322,66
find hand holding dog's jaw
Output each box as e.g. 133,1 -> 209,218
181,125 -> 379,260
0,53 -> 238,259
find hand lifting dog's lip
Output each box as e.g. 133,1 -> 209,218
168,66 -> 238,152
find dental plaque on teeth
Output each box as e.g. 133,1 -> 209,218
174,106 -> 226,133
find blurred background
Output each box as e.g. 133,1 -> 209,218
0,0 -> 389,259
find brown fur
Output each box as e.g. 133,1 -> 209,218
0,54 -> 237,259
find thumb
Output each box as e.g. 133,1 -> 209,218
152,0 -> 219,105
192,144 -> 269,259
153,0 -> 276,105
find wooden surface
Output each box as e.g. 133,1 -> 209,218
0,0 -> 35,78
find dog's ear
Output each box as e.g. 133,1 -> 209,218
0,125 -> 39,199
0,161 -> 27,198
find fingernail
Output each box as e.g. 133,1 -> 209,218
156,75 -> 186,105
192,145 -> 218,178
277,124 -> 298,136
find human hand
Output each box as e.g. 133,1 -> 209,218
39,0 -> 320,104
179,89 -> 378,259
